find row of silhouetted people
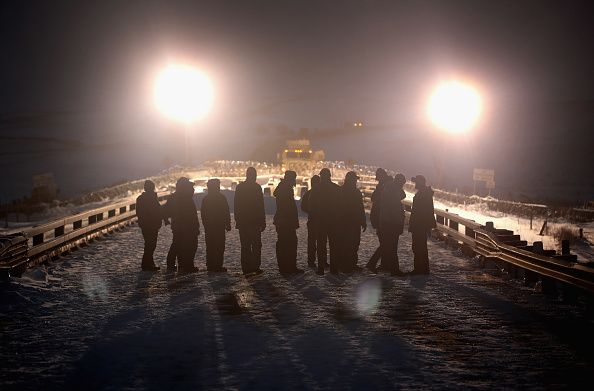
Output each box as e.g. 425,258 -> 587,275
135,166 -> 436,275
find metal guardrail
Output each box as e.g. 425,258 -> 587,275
0,191 -> 171,277
403,200 -> 594,293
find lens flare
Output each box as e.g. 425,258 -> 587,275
355,279 -> 382,316
428,80 -> 482,133
154,64 -> 214,124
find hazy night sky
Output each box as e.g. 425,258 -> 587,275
1,0 -> 593,202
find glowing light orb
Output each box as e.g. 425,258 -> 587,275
427,80 -> 482,133
355,279 -> 382,316
154,64 -> 213,124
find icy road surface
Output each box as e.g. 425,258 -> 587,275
1,217 -> 593,390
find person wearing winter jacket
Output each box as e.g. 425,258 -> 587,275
136,180 -> 162,271
300,175 -> 320,268
408,175 -> 436,275
200,178 -> 231,272
365,168 -> 390,272
309,168 -> 341,274
339,171 -> 367,272
273,170 -> 302,274
163,177 -> 200,273
379,173 -> 407,276
234,167 -> 266,275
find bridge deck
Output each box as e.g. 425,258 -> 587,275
1,217 -> 593,389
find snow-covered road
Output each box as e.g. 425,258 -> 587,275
1,216 -> 593,390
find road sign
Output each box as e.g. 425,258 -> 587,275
473,168 -> 495,182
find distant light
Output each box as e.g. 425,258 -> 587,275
427,80 -> 482,133
154,64 -> 213,124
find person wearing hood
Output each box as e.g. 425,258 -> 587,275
135,180 -> 162,271
339,171 -> 366,272
408,175 -> 436,275
163,177 -> 200,273
273,170 -> 302,274
379,173 -> 407,276
200,178 -> 231,272
365,167 -> 390,272
234,167 -> 266,275
300,174 -> 320,268
309,168 -> 341,274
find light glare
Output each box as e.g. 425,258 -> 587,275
154,64 -> 213,124
428,81 -> 482,133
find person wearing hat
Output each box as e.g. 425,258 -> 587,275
408,174 -> 436,275
135,180 -> 162,271
234,167 -> 266,275
200,178 -> 231,272
310,167 -> 342,274
366,167 -> 390,272
379,173 -> 407,276
338,171 -> 367,272
300,175 -> 321,268
273,170 -> 303,275
163,177 -> 200,273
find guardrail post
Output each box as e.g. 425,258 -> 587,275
561,240 -> 570,255
54,226 -> 64,237
532,241 -> 544,254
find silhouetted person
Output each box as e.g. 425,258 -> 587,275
300,175 -> 320,268
366,168 -> 389,272
273,170 -> 302,275
163,177 -> 200,273
409,175 -> 436,275
234,167 -> 265,275
136,180 -> 162,271
339,171 -> 366,272
379,173 -> 407,276
201,178 -> 231,272
310,168 -> 341,274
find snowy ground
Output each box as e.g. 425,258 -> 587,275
2,217 -> 594,390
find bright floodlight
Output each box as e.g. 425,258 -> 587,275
427,80 -> 482,133
154,64 -> 213,124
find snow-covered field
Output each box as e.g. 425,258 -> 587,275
1,216 -> 593,390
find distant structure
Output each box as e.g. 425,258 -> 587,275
31,173 -> 58,202
278,139 -> 324,175
346,121 -> 364,128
